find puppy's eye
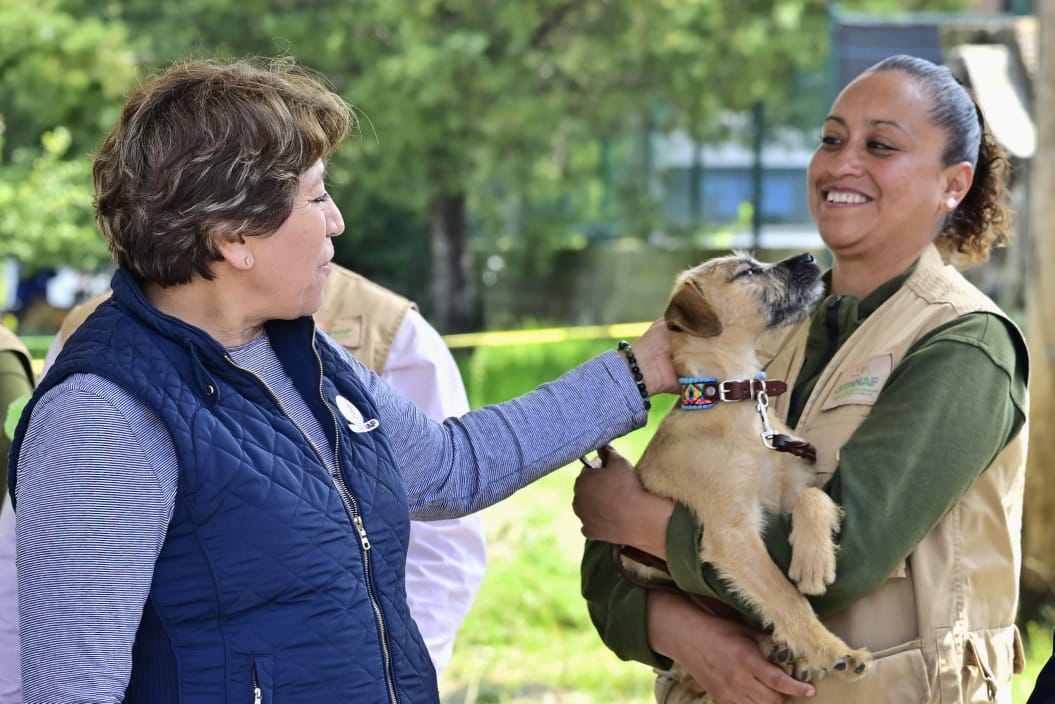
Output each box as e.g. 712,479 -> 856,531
732,266 -> 764,280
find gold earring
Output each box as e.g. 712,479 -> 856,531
946,197 -> 958,210
244,254 -> 254,267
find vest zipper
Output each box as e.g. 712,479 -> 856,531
251,663 -> 262,704
225,344 -> 400,704
310,341 -> 399,704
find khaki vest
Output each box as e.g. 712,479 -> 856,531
758,245 -> 1026,704
314,266 -> 415,375
0,327 -> 33,384
58,266 -> 414,377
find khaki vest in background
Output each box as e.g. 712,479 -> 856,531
0,327 -> 33,384
57,265 -> 414,378
314,265 -> 415,375
57,295 -> 103,345
1,325 -> 34,507
758,245 -> 1027,704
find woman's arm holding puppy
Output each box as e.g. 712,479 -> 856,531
576,446 -> 814,704
648,590 -> 815,704
573,444 -> 673,559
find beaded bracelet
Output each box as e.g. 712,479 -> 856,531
618,340 -> 651,411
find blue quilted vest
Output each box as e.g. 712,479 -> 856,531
9,270 -> 438,704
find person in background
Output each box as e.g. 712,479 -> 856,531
0,326 -> 33,704
574,54 -> 1028,704
0,262 -> 485,703
8,55 -> 688,704
0,327 -> 33,505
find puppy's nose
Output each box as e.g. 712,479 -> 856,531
794,253 -> 816,266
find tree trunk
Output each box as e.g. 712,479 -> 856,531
1021,2 -> 1055,624
428,191 -> 478,333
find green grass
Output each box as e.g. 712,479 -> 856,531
441,338 -> 1052,704
1017,623 -> 1052,704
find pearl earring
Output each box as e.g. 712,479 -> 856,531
946,197 -> 958,210
244,254 -> 254,267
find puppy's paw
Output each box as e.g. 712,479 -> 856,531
788,541 -> 837,595
768,637 -> 871,684
764,636 -> 795,676
830,647 -> 871,681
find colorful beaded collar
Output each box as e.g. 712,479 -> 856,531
679,373 -> 788,410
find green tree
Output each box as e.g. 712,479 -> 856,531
0,127 -> 108,272
335,0 -> 968,331
4,0 -> 968,330
0,0 -> 136,276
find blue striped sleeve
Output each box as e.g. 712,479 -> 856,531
332,341 -> 648,519
16,374 -> 176,704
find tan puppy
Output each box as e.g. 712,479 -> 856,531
627,251 -> 870,693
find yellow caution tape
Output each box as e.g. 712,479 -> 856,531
441,321 -> 653,349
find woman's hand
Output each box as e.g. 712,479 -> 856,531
630,318 -> 678,396
648,590 -> 816,704
572,444 -> 673,559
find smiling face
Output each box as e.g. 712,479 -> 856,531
245,159 -> 344,319
807,69 -> 971,267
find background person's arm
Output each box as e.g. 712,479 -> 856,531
0,348 -> 33,702
0,350 -> 34,503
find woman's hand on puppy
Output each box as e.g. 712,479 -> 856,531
648,590 -> 816,704
572,444 -> 673,560
630,318 -> 678,397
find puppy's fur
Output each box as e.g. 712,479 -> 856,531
628,251 -> 870,693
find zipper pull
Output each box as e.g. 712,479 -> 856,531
352,515 -> 372,550
252,662 -> 263,704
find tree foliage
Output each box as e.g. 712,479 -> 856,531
1,0 -> 968,327
0,0 -> 135,275
0,127 -> 108,271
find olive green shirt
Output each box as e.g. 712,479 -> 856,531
581,266 -> 1028,669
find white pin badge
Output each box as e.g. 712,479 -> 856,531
336,395 -> 380,433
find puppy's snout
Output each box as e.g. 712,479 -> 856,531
781,252 -> 821,283
785,253 -> 817,272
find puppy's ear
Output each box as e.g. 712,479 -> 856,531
665,283 -> 723,337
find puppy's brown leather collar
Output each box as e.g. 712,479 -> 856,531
679,376 -> 817,463
679,376 -> 787,409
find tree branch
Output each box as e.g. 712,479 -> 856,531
529,0 -> 592,50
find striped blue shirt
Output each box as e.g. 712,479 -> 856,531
15,332 -> 646,703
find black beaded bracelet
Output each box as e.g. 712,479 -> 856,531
618,340 -> 651,411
